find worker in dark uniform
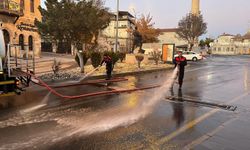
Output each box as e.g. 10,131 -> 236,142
101,54 -> 113,80
174,51 -> 187,90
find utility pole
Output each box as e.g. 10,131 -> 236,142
114,0 -> 119,52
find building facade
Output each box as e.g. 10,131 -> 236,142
0,0 -> 41,56
211,31 -> 250,55
101,11 -> 135,52
157,28 -> 188,47
142,28 -> 188,54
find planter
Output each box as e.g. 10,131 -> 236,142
125,54 -> 149,64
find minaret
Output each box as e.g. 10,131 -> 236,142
191,0 -> 200,15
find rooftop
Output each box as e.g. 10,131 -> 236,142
219,33 -> 235,37
242,32 -> 250,39
157,28 -> 179,33
110,11 -> 134,18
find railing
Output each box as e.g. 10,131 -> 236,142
0,0 -> 23,16
6,44 -> 35,77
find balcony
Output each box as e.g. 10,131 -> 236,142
0,0 -> 24,17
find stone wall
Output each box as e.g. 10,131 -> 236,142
0,0 -> 41,56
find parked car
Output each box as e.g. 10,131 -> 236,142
174,51 -> 203,61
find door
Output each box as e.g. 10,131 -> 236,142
162,44 -> 175,63
2,29 -> 10,56
0,29 -> 5,57
162,44 -> 168,62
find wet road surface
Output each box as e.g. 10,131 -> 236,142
0,56 -> 250,150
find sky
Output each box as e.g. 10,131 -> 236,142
41,0 -> 250,39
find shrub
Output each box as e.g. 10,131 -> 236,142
75,51 -> 89,67
135,54 -> 144,68
52,58 -> 61,75
118,52 -> 126,62
103,51 -> 120,66
150,51 -> 161,65
75,51 -> 90,73
111,52 -> 120,66
90,51 -> 102,68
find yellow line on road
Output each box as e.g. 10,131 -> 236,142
157,92 -> 250,145
183,117 -> 238,149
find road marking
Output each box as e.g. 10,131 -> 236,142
183,117 -> 238,149
157,92 -> 250,145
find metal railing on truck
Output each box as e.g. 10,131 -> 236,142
6,44 -> 35,86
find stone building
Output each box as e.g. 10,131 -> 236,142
142,28 -> 188,54
211,30 -> 250,55
0,0 -> 41,56
101,11 -> 135,52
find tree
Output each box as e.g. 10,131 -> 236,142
199,38 -> 214,48
36,0 -> 110,47
199,39 -> 206,48
204,38 -> 214,48
177,13 -> 207,51
35,0 -> 111,72
134,13 -> 160,43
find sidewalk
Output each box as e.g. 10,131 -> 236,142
34,52 -> 76,75
38,62 -> 173,82
34,52 -> 173,82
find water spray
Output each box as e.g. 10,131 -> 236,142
57,67 -> 179,137
20,92 -> 52,114
78,65 -> 102,82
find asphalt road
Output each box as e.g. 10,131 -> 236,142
1,55 -> 250,150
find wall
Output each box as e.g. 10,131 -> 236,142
211,35 -> 250,55
101,13 -> 135,52
0,0 -> 41,56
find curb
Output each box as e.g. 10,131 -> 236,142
89,66 -> 173,80
41,66 -> 174,83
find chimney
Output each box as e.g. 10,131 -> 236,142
192,0 -> 200,15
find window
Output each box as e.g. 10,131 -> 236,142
19,34 -> 24,50
28,35 -> 33,51
187,52 -> 195,55
30,0 -> 34,13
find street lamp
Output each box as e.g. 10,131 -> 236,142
114,0 -> 119,52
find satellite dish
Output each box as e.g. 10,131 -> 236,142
0,26 -> 5,57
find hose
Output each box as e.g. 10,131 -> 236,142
25,71 -> 160,99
